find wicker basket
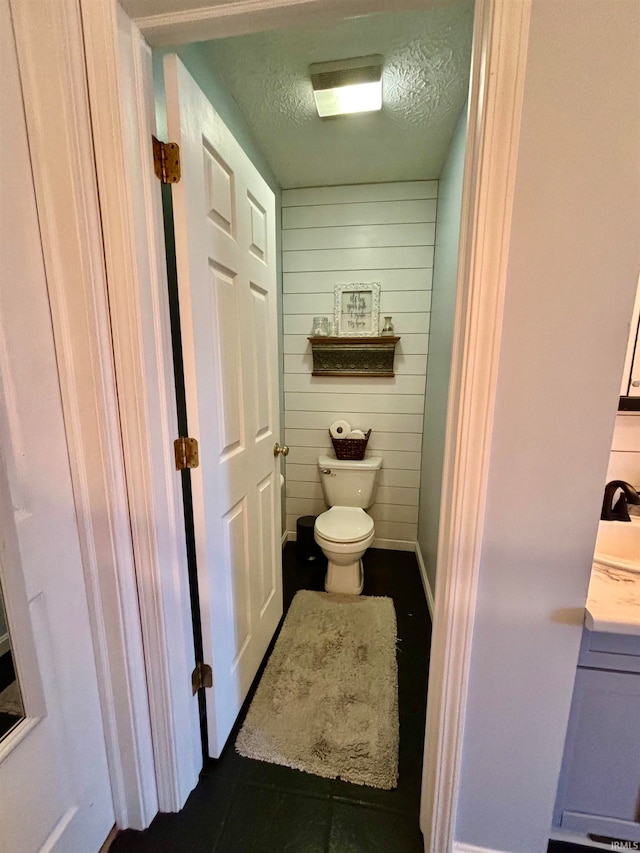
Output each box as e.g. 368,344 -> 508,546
330,429 -> 372,461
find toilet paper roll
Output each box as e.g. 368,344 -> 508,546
347,429 -> 366,440
329,419 -> 351,438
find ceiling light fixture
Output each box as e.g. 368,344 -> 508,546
310,55 -> 383,118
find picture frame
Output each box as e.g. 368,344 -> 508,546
334,282 -> 381,337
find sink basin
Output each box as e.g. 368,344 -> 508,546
594,516 -> 640,573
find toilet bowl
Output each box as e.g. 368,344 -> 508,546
314,455 -> 382,595
314,507 -> 375,594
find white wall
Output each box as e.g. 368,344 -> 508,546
417,105 -> 468,595
455,1 -> 640,851
282,181 -> 436,547
606,414 -> 640,485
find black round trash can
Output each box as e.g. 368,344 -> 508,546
296,515 -> 322,561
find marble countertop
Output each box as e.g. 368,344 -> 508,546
585,561 -> 640,635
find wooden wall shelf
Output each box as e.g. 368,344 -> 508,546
308,336 -> 400,377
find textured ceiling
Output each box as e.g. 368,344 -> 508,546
199,4 -> 474,187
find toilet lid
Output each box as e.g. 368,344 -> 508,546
315,507 -> 374,543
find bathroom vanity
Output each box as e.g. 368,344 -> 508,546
553,522 -> 640,843
553,623 -> 640,842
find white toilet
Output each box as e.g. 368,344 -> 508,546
314,455 -> 382,595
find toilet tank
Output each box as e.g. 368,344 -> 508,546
318,455 -> 382,509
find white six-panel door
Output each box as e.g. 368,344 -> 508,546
164,55 -> 283,757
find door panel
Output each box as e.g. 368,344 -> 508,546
165,55 -> 283,757
211,266 -> 245,453
250,283 -> 271,435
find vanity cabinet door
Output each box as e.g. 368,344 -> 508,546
578,629 -> 640,673
553,667 -> 640,841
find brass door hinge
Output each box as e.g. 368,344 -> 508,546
174,436 -> 199,470
191,661 -> 212,695
152,135 -> 181,184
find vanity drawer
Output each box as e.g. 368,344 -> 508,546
578,628 -> 640,673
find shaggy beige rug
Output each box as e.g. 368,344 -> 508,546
236,590 -> 398,789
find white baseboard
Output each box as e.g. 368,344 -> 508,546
453,843 -> 513,853
0,633 -> 10,658
281,530 -> 288,548
371,538 -> 416,552
415,541 -> 435,619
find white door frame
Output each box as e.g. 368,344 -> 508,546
420,2 -> 530,849
10,0 -> 160,830
11,0 -> 532,843
81,2 -> 202,812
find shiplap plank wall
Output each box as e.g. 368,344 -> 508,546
606,415 -> 640,483
282,181 -> 437,547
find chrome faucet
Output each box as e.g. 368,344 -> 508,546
600,480 -> 640,522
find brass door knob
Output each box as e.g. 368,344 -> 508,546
274,443 -> 289,457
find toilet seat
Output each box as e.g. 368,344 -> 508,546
314,506 -> 374,543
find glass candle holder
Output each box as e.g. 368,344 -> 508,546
381,315 -> 394,336
311,316 -> 329,336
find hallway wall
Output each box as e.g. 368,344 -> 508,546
454,0 -> 640,849
282,181 -> 436,547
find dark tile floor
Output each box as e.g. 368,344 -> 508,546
112,544 -> 432,853
0,652 -> 21,739
0,711 -> 20,739
0,649 -> 16,692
